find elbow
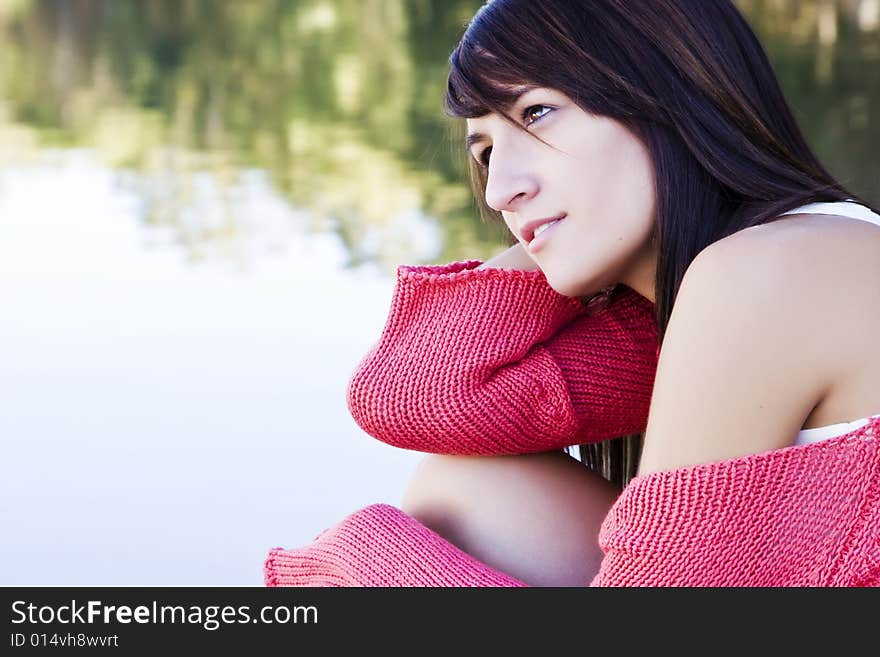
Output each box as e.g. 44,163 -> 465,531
345,361 -> 438,453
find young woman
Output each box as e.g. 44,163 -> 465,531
265,0 -> 880,587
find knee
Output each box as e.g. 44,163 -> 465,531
398,452 -> 620,586
399,452 -> 589,542
401,454 -> 474,517
400,454 -> 501,543
401,452 -> 591,515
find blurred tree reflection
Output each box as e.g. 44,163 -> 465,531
0,0 -> 876,272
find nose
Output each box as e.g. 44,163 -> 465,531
483,144 -> 540,214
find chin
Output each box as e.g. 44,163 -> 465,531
543,271 -> 606,299
544,272 -> 601,297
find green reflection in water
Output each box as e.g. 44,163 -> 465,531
0,0 -> 877,272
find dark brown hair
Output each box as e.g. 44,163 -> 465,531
444,0 -> 876,486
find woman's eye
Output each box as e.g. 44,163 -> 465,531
479,146 -> 492,167
473,105 -> 551,168
523,104 -> 552,125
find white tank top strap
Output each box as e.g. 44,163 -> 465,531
796,414 -> 880,446
778,199 -> 880,227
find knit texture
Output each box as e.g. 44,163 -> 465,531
265,416 -> 880,587
592,415 -> 880,586
264,503 -> 527,587
346,260 -> 659,455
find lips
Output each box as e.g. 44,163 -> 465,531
533,218 -> 561,240
520,214 -> 566,244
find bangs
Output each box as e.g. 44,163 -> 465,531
444,35 -> 538,120
442,0 -> 597,120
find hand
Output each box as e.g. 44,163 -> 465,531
476,242 -> 540,272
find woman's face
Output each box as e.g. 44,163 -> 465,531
466,86 -> 658,301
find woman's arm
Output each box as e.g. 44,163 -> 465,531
264,504 -> 528,587
346,258 -> 659,456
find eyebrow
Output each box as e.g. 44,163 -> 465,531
465,132 -> 488,151
464,86 -> 538,154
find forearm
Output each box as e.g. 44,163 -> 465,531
346,260 -> 589,454
264,504 -> 529,587
346,260 -> 658,454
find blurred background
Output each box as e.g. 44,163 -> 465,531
0,0 -> 877,584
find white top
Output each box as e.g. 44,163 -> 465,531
776,200 -> 880,445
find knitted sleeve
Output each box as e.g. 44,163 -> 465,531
264,503 -> 528,587
346,260 -> 659,455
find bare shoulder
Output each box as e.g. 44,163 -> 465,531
637,213 -> 880,476
746,213 -> 880,427
726,214 -> 880,371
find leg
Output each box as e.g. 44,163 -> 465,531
400,451 -> 622,587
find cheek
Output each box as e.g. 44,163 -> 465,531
574,120 -> 655,202
592,139 -> 656,240
607,144 -> 653,199
500,213 -> 520,244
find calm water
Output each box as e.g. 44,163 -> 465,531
1,0 -> 877,584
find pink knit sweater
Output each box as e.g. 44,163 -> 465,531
346,260 -> 659,454
265,261 -> 880,587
